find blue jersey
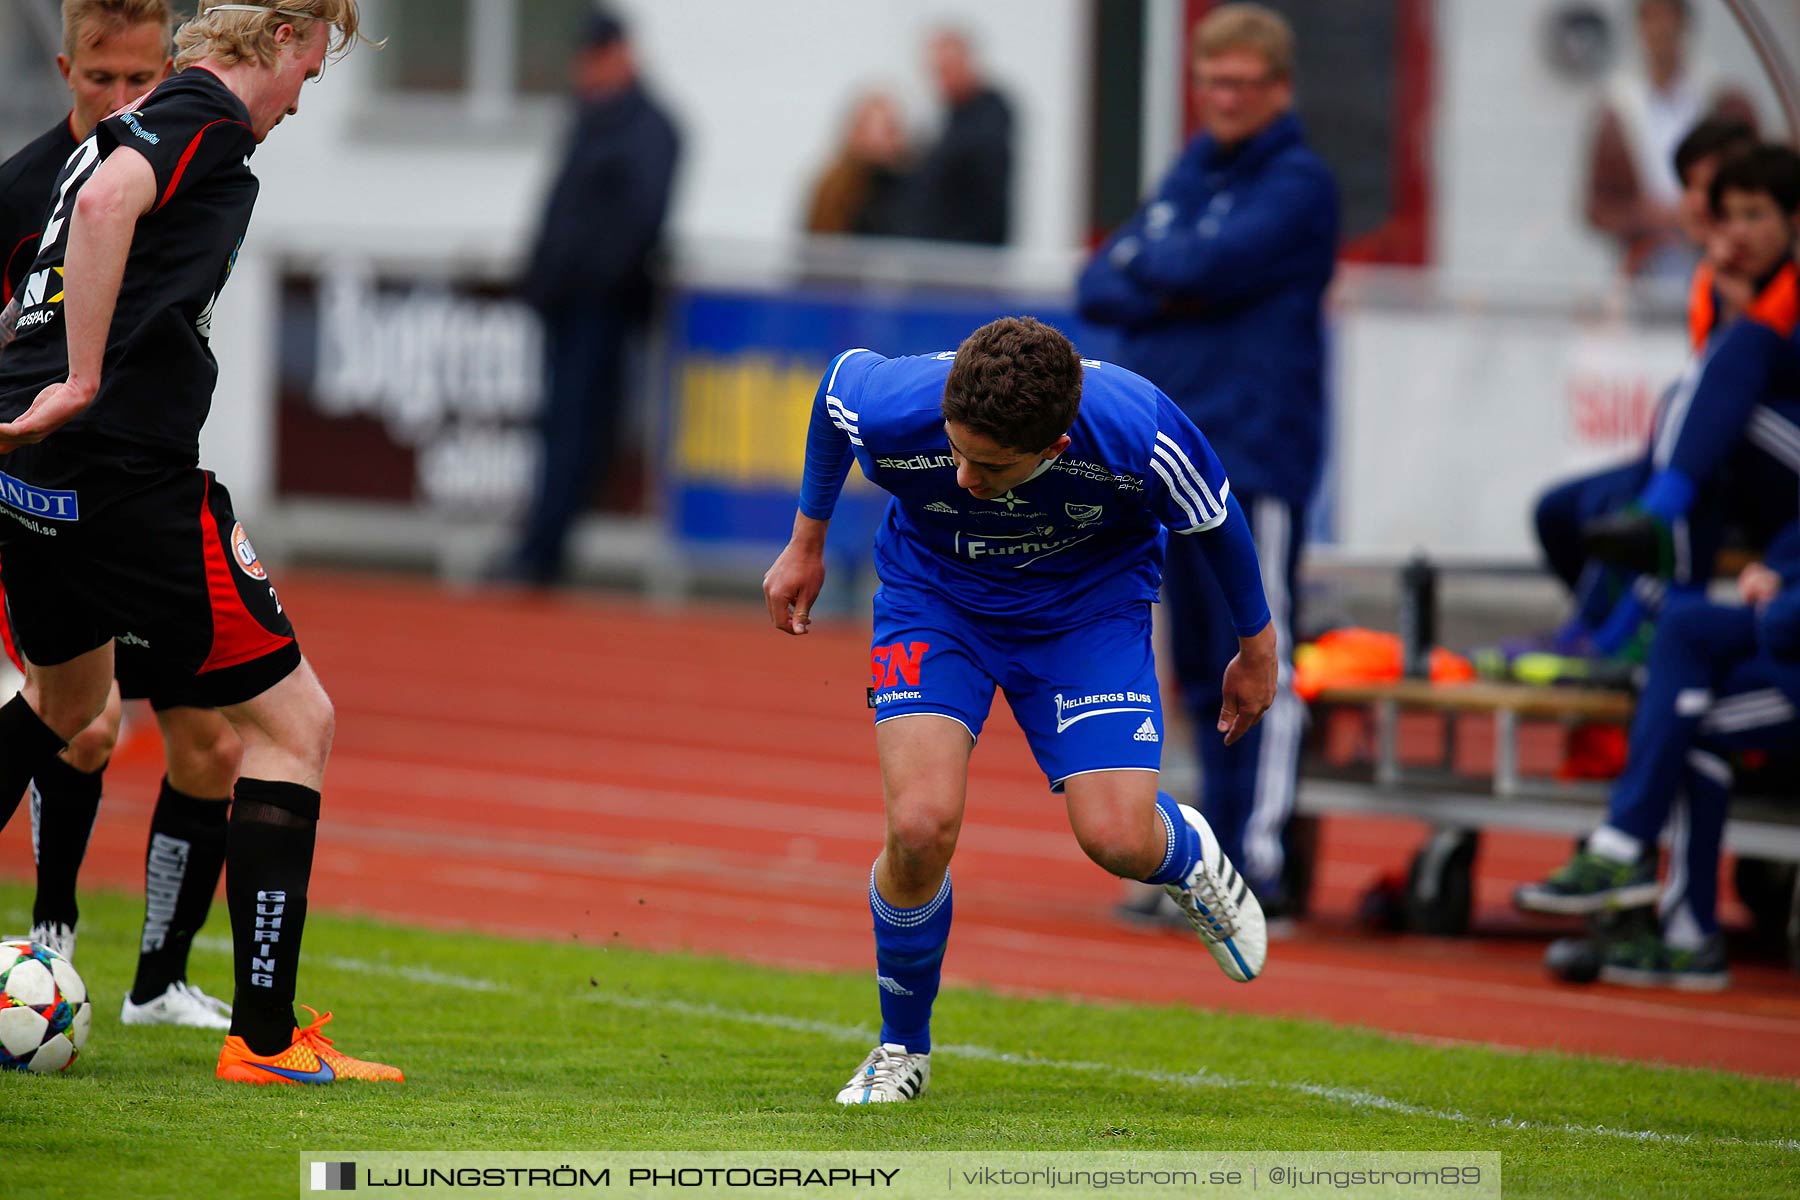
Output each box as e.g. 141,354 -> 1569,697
799,349 -> 1268,635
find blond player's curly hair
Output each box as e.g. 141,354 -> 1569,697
62,0 -> 174,57
174,0 -> 375,71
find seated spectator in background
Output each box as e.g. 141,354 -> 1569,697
1585,144 -> 1800,581
1516,530 -> 1800,990
1519,118 -> 1756,672
508,10 -> 679,586
1585,0 -> 1755,287
805,91 -> 911,237
899,29 -> 1013,245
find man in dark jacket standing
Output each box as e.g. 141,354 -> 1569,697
902,29 -> 1013,245
1078,2 -> 1338,920
511,10 -> 679,586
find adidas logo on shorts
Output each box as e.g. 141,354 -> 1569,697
1133,718 -> 1159,743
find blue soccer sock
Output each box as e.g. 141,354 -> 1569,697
869,865 -> 952,1053
1140,792 -> 1202,886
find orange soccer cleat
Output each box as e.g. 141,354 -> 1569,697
215,1006 -> 404,1085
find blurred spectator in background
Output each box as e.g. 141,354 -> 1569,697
1078,3 -> 1338,926
805,91 -> 911,237
509,9 -> 679,587
1585,0 -> 1755,287
899,29 -> 1013,245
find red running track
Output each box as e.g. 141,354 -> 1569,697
3,572 -> 1797,1079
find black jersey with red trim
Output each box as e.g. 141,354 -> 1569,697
0,117 -> 77,304
0,69 -> 257,465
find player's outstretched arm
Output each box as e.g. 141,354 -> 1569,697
763,513 -> 829,636
1218,620 -> 1277,746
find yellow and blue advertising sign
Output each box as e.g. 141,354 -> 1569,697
665,287 -> 1080,546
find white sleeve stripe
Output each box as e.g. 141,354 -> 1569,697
824,398 -> 863,446
826,347 -> 871,392
1152,443 -> 1217,522
1155,432 -> 1223,515
1149,459 -> 1202,529
1748,407 -> 1800,468
1173,508 -> 1229,533
825,400 -> 860,429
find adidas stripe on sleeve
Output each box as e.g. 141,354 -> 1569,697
1147,394 -> 1232,534
798,348 -> 877,521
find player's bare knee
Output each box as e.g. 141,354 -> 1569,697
237,666 -> 335,775
884,808 -> 959,877
1071,817 -> 1152,878
23,682 -> 110,745
63,721 -> 117,773
164,712 -> 242,797
281,688 -> 335,775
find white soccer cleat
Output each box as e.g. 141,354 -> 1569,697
835,1042 -> 930,1104
28,922 -> 75,962
120,981 -> 233,1030
1162,805 -> 1267,983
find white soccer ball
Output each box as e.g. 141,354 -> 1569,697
0,939 -> 90,1073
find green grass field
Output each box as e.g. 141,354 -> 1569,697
1,884 -> 1795,1199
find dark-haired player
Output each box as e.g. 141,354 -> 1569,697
762,316 -> 1275,1103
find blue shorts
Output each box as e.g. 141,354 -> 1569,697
868,588 -> 1164,792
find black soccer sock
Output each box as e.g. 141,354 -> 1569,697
29,755 -> 105,933
0,694 -> 69,834
225,778 -> 320,1055
130,778 -> 231,1005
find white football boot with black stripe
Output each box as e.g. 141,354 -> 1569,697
1163,804 -> 1267,982
835,1042 -> 930,1104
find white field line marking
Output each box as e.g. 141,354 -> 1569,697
232,805 -> 1800,1041
178,809 -> 1800,1043
194,936 -> 505,992
183,937 -> 1797,1154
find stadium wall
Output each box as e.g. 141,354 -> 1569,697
197,0 -> 1792,572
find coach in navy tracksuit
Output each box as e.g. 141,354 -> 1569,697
1077,3 -> 1338,916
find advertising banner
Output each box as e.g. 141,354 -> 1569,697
665,287 -> 1081,548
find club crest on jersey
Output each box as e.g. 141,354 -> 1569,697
232,523 -> 267,580
1064,502 -> 1103,525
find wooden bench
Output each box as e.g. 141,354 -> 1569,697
1304,678 -> 1800,863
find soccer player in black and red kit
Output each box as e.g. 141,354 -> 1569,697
0,0 -> 400,1084
0,0 -> 243,1032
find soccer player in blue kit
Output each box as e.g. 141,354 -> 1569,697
762,317 -> 1277,1104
